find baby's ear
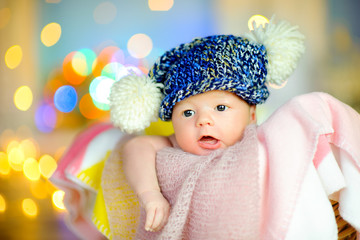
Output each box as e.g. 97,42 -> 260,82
249,105 -> 257,124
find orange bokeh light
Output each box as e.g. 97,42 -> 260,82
44,79 -> 64,102
63,51 -> 87,85
92,46 -> 120,77
79,93 -> 107,119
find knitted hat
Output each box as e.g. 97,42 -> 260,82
110,17 -> 305,133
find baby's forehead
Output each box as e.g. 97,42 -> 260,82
175,90 -> 245,106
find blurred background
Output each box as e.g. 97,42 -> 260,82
0,0 -> 359,239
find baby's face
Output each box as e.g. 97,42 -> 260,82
172,90 -> 256,156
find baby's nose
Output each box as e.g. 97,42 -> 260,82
196,112 -> 214,127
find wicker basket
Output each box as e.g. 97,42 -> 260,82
332,200 -> 358,240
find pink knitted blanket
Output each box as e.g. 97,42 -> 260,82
135,125 -> 261,240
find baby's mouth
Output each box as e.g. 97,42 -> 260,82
198,136 -> 221,150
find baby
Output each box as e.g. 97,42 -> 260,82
123,90 -> 257,232
109,17 -> 305,236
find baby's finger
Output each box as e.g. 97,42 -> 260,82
158,207 -> 170,230
152,209 -> 164,231
145,207 -> 156,231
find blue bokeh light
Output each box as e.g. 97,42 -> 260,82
54,85 -> 78,113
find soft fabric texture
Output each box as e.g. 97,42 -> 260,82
257,92 -> 360,239
52,92 -> 360,239
109,74 -> 164,133
101,134 -> 140,239
136,125 -> 261,239
50,123 -> 124,239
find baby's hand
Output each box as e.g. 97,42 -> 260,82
138,190 -> 170,232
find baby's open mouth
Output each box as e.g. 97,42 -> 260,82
198,136 -> 221,150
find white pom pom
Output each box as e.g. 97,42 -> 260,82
245,17 -> 305,86
109,74 -> 163,134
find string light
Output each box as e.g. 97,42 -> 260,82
5,45 -> 22,69
63,52 -> 87,85
39,154 -> 57,179
14,86 -> 33,111
54,85 -> 78,113
41,22 -> 61,47
248,14 -> 269,31
0,194 -> 6,213
22,198 -> 38,217
52,190 -> 66,210
127,33 -> 153,59
89,76 -> 114,111
148,0 -> 174,11
0,152 -> 10,175
23,157 -> 41,181
92,46 -> 120,77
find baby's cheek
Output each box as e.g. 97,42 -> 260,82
224,124 -> 246,145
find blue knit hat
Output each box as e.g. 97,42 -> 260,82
149,35 -> 268,121
109,17 -> 305,133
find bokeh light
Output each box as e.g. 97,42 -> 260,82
148,0 -> 174,11
127,33 -> 153,59
101,62 -> 127,80
6,140 -> 19,154
35,103 -> 57,133
5,45 -> 23,69
0,7 -> 11,29
110,48 -> 125,64
23,158 -> 41,181
101,62 -> 143,81
63,51 -> 87,85
92,46 -> 120,77
0,152 -> 10,175
1,129 -> 15,150
22,198 -> 38,217
79,93 -> 107,119
7,142 -> 24,172
8,147 -> 25,166
39,154 -> 57,179
72,48 -> 97,76
41,22 -> 62,47
30,180 -> 48,199
248,14 -> 269,31
52,190 -> 65,210
9,161 -> 22,172
138,66 -> 149,75
14,86 -> 33,111
0,194 -> 6,213
19,139 -> 39,159
54,85 -> 78,113
93,1 -> 117,24
89,76 -> 115,111
125,55 -> 141,67
268,79 -> 288,89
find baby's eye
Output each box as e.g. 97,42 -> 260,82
183,110 -> 195,117
216,105 -> 228,111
